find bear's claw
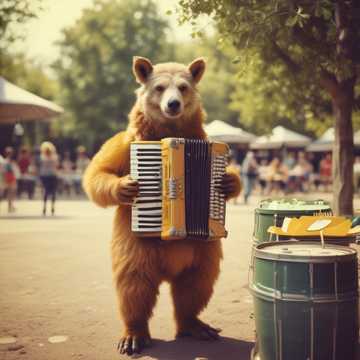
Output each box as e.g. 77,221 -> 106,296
176,319 -> 222,341
117,335 -> 152,355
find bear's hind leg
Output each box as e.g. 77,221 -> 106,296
170,247 -> 221,341
116,271 -> 160,355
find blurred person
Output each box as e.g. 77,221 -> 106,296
298,152 -> 313,191
39,142 -> 59,216
319,153 -> 332,191
283,152 -> 296,170
60,151 -> 74,196
33,146 -> 41,170
288,152 -> 313,192
267,157 -> 289,195
2,147 -> 20,213
73,146 -> 90,195
17,146 -> 36,199
307,152 -> 321,190
0,153 -> 5,203
241,151 -> 258,204
354,156 -> 360,193
228,157 -> 241,204
257,159 -> 269,195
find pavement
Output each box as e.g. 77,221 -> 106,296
0,195 -> 359,360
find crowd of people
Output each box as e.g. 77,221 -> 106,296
2,142 -> 358,212
0,142 -> 90,214
235,151 -> 335,204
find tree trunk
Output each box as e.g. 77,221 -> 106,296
331,79 -> 355,216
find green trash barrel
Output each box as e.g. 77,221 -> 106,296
253,199 -> 332,245
249,241 -> 358,360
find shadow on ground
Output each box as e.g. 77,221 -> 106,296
137,336 -> 254,360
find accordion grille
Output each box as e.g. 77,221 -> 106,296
184,139 -> 211,239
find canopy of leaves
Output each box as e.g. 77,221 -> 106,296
229,51 -> 334,136
1,52 -> 58,101
54,0 -> 174,148
0,0 -> 42,48
179,1 -> 360,72
178,0 -> 360,133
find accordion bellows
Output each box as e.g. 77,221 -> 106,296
130,138 -> 229,241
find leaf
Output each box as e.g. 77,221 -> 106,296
285,16 -> 298,27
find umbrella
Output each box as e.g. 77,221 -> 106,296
307,128 -> 360,152
204,119 -> 256,143
306,128 -> 334,152
250,125 -> 311,150
0,76 -> 64,123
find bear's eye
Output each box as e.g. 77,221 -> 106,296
155,85 -> 165,92
178,84 -> 188,93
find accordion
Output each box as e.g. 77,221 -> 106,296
130,138 -> 229,241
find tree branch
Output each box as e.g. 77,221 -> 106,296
270,40 -> 301,74
292,25 -> 331,57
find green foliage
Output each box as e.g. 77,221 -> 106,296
229,52 -> 333,136
0,0 -> 42,48
178,0 -> 360,133
173,35 -> 239,125
0,52 -> 58,101
54,0 -> 174,148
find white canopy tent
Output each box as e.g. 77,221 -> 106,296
250,125 -> 312,150
307,128 -> 360,152
0,76 -> 64,123
204,119 -> 256,144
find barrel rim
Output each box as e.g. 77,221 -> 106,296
252,236 -> 354,246
249,283 -> 359,303
257,198 -> 331,213
255,207 -> 332,215
253,241 -> 357,263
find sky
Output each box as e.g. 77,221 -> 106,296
18,0 -> 197,68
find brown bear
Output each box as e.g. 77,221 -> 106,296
83,56 -> 241,356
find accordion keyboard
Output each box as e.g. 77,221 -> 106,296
210,154 -> 227,224
130,143 -> 162,232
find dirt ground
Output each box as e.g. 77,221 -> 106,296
0,195 -> 359,360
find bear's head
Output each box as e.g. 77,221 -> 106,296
133,57 -> 206,124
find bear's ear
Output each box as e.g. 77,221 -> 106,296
133,56 -> 153,84
188,57 -> 206,84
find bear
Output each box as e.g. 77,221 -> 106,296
83,56 -> 241,356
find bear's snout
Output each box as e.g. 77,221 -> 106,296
167,99 -> 181,112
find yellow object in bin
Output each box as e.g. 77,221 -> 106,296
268,216 -> 357,238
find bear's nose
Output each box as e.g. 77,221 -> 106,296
167,99 -> 180,112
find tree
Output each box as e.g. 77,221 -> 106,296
54,0 -> 174,149
229,52 -> 334,136
0,0 -> 42,49
179,0 -> 360,215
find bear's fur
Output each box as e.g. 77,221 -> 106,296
83,57 -> 241,355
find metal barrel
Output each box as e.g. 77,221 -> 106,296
253,199 -> 332,245
249,241 -> 359,360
